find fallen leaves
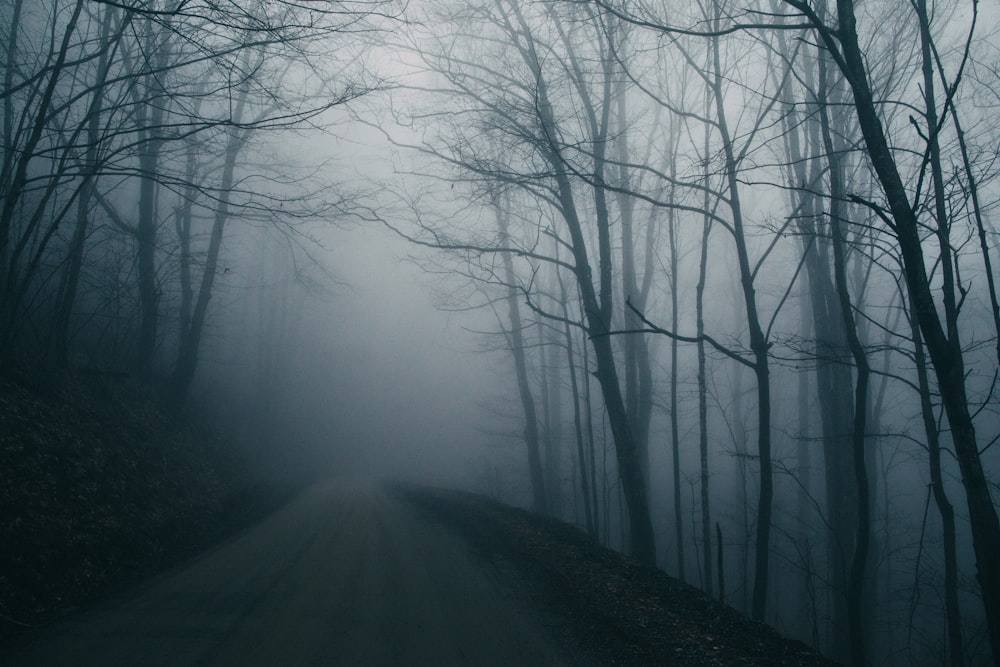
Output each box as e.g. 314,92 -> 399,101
0,373 -> 250,645
402,486 -> 838,667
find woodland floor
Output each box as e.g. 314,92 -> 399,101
0,371 -> 289,646
401,485 -> 839,667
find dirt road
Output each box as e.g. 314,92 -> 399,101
5,480 -> 581,666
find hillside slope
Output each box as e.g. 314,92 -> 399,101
0,372 -> 281,644
402,486 -> 837,666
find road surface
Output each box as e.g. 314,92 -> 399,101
5,480 -> 582,666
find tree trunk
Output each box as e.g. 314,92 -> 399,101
669,202 -> 685,582
697,194 -> 713,596
818,61 -> 871,664
134,18 -> 170,380
496,205 -> 547,514
708,18 -> 772,619
613,79 -> 654,488
542,321 -> 563,517
174,91 -> 206,355
908,290 -> 964,666
558,264 -> 596,537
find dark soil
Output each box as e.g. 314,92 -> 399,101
0,371 -> 288,646
400,485 -> 839,667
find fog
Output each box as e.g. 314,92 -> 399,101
4,0 -> 1000,664
194,216 -> 504,488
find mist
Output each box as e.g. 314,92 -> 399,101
3,0 -> 1000,665
196,220 -> 501,487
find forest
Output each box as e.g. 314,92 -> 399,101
2,0 -> 999,665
